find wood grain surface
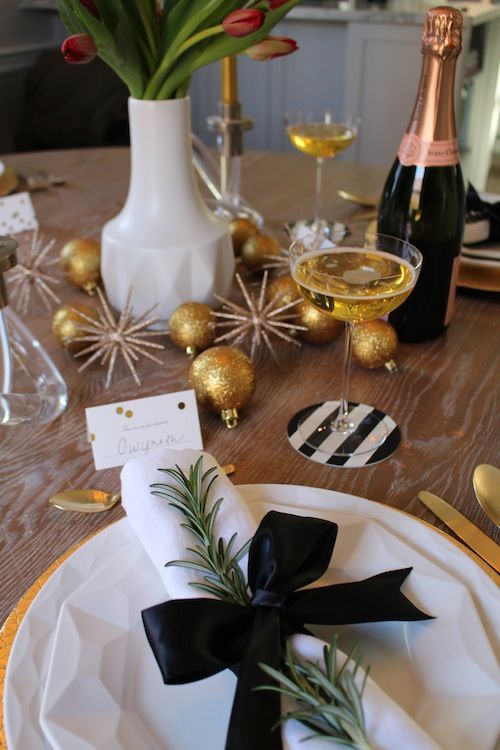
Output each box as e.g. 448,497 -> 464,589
0,148 -> 499,624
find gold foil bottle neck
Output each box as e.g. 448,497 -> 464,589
422,6 -> 462,60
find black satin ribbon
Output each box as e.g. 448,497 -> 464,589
142,511 -> 432,750
466,182 -> 500,244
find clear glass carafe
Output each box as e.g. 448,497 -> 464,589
0,236 -> 68,425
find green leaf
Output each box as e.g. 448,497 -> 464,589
155,0 -> 299,99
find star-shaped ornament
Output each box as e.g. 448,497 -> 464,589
7,229 -> 61,315
73,288 -> 166,388
213,272 -> 306,360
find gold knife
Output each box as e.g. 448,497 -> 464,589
418,491 -> 500,574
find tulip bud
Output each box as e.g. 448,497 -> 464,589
222,9 -> 266,38
61,34 -> 98,65
243,35 -> 298,61
80,0 -> 100,18
267,0 -> 290,7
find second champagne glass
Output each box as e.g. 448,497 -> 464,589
285,110 -> 359,237
288,230 -> 422,463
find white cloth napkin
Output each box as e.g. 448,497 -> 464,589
121,447 -> 442,750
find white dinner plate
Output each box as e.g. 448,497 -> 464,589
4,485 -> 500,750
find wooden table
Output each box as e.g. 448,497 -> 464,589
1,148 -> 499,624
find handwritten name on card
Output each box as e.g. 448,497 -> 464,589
86,390 -> 203,470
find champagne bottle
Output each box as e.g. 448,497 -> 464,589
377,6 -> 465,342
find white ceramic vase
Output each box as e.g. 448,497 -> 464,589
101,97 -> 235,325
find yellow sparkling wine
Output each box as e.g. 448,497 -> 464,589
292,249 -> 417,323
287,123 -> 357,158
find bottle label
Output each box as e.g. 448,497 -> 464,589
445,255 -> 460,326
398,134 -> 459,167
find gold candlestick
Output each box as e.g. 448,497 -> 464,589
221,56 -> 238,106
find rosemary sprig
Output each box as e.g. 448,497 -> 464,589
150,457 -> 251,607
258,636 -> 374,750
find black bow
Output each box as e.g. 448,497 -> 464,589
142,511 -> 432,750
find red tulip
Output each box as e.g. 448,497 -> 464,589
222,9 -> 266,38
80,0 -> 100,18
61,34 -> 98,64
267,0 -> 290,8
243,35 -> 298,61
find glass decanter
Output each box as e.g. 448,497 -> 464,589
0,236 -> 68,425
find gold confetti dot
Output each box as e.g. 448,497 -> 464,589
178,402 -> 185,410
125,409 -> 133,418
116,407 -> 123,414
90,433 -> 96,441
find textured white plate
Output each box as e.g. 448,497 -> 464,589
4,485 -> 500,750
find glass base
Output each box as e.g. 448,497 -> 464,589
284,218 -> 348,241
287,401 -> 401,466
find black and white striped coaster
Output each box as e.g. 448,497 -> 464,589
287,401 -> 401,467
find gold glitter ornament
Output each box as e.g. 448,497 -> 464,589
241,235 -> 282,271
352,319 -> 398,371
298,301 -> 344,344
169,302 -> 216,357
52,303 -> 99,352
265,275 -> 300,307
60,238 -> 101,294
188,345 -> 256,428
229,216 -> 260,255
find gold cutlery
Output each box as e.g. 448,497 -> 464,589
337,189 -> 378,208
49,464 -> 236,513
418,490 -> 500,574
473,464 -> 500,527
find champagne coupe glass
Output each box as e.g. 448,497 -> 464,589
289,230 -> 422,460
285,110 -> 359,237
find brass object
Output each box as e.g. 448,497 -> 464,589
168,302 -> 216,357
337,190 -> 378,208
418,491 -> 500,574
48,465 -> 236,513
473,465 -> 500,527
59,238 -> 101,294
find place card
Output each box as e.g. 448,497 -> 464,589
86,390 -> 203,470
0,191 -> 38,235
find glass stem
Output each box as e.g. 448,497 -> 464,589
334,321 -> 354,433
314,157 -> 324,227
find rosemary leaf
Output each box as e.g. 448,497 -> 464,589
153,457 -> 251,606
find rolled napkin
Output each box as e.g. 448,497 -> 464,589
121,447 -> 441,750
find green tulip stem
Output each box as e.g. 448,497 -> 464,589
146,25 -> 223,100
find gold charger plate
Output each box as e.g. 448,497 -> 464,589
0,509 -> 497,749
458,256 -> 500,293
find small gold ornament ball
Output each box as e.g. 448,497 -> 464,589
298,301 -> 344,344
266,275 -> 300,307
52,303 -> 98,352
188,346 -> 256,428
169,302 -> 215,357
229,217 -> 260,255
241,235 -> 282,271
352,319 -> 398,370
60,238 -> 101,294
